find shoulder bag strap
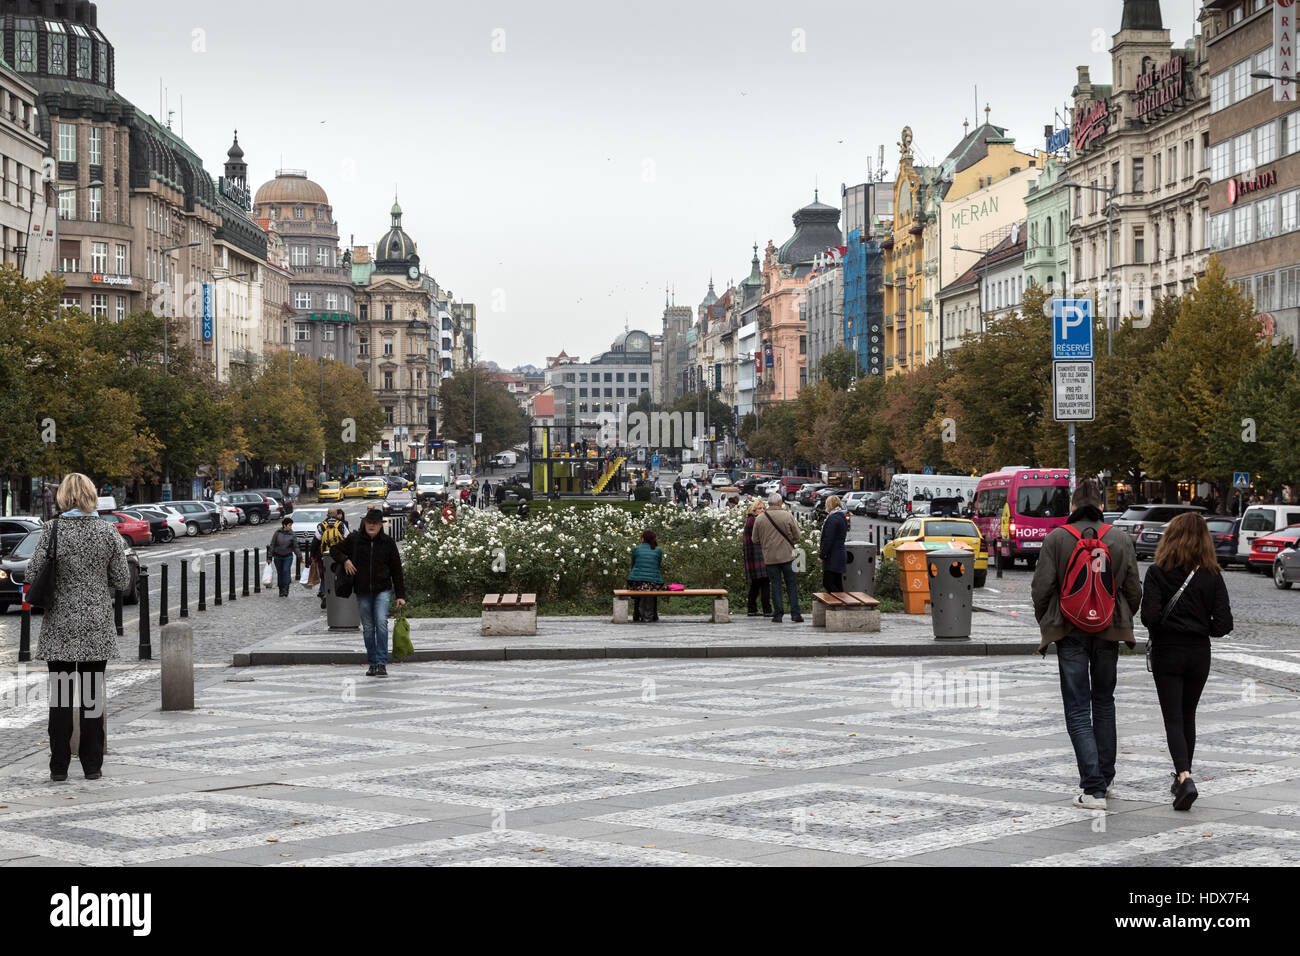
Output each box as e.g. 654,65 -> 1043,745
1159,567 -> 1198,627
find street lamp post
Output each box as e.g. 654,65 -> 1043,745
1061,178 -> 1117,357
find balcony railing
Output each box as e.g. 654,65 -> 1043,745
288,263 -> 350,281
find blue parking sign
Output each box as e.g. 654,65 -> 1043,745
1052,298 -> 1093,360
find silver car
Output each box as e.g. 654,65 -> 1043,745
1273,537 -> 1300,590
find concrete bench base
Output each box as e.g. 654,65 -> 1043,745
825,606 -> 881,632
481,606 -> 537,636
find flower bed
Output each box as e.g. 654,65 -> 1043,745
402,502 -> 827,609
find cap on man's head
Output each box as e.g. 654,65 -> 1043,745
363,508 -> 384,524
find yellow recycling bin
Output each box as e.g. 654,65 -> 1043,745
896,541 -> 930,615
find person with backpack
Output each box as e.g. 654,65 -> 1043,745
314,510 -> 349,607
1140,512 -> 1233,812
1031,478 -> 1141,811
753,492 -> 803,623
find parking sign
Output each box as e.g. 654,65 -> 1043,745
1052,298 -> 1093,360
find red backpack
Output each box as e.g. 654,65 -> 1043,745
1058,523 -> 1116,633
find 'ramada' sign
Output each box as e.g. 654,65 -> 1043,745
1227,169 -> 1279,204
1134,56 -> 1185,120
1276,0 -> 1295,104
1073,101 -> 1109,153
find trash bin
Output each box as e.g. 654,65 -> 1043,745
926,547 -> 974,640
324,562 -> 359,630
896,541 -> 930,615
844,540 -> 877,595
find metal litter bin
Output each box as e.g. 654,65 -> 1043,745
925,547 -> 974,640
844,540 -> 877,595
324,562 -> 359,630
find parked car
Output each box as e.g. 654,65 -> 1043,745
881,516 -> 990,588
0,516 -> 42,556
741,473 -> 778,495
811,487 -> 850,512
796,483 -> 827,506
1237,504 -> 1300,570
344,478 -> 388,499
709,470 -> 732,488
317,481 -> 343,503
1272,537 -> 1300,589
226,491 -> 275,525
842,491 -> 874,516
383,489 -> 414,516
1112,504 -> 1207,559
1139,516 -> 1240,567
0,529 -> 139,613
1248,524 -> 1300,573
99,511 -> 153,546
781,476 -> 813,500
160,501 -> 221,536
252,488 -> 293,514
120,507 -> 186,544
384,475 -> 412,493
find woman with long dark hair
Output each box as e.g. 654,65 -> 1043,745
743,500 -> 771,617
1140,512 -> 1233,811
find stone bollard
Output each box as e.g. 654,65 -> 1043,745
160,622 -> 195,711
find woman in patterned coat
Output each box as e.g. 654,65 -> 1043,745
743,499 -> 771,617
26,473 -> 131,782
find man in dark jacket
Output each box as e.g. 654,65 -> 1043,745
819,495 -> 849,591
331,508 -> 406,677
1031,479 -> 1141,811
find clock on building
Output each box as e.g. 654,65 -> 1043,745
408,265 -> 420,280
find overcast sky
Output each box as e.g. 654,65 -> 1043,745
107,0 -> 1197,369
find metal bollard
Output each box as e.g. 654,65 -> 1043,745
159,563 -> 169,627
242,549 -> 250,596
199,569 -> 207,611
214,553 -> 222,607
114,586 -> 124,636
180,561 -> 189,618
253,547 -> 261,593
18,584 -> 31,663
295,550 -> 302,580
137,566 -> 152,660
995,537 -> 1003,580
228,550 -> 236,602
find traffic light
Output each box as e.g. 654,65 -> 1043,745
381,440 -> 390,452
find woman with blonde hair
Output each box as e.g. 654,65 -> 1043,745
25,473 -> 131,782
743,499 -> 771,617
1140,511 -> 1233,811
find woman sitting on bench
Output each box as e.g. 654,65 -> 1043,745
627,530 -> 664,623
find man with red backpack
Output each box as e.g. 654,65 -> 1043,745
1031,479 -> 1141,812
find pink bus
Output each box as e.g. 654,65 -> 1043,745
972,468 -> 1073,570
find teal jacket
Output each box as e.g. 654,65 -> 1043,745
628,543 -> 663,583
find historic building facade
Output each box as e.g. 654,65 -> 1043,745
0,54 -> 47,278
1024,154 -> 1072,294
544,330 -> 654,428
1203,0 -> 1300,352
1067,0 -> 1211,332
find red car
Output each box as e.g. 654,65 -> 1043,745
780,476 -> 813,499
1247,524 -> 1300,572
100,512 -> 152,546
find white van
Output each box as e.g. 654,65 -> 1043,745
1238,504 -> 1300,567
884,474 -> 979,520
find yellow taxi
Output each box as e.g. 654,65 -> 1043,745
881,516 -> 989,587
317,481 -> 343,502
343,477 -> 389,499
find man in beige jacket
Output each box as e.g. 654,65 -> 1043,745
1031,479 -> 1141,811
753,492 -> 803,623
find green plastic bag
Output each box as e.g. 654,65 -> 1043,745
391,606 -> 414,662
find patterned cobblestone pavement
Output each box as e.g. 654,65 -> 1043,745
1,652 -> 1297,866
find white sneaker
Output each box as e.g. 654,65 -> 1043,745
1073,792 -> 1107,811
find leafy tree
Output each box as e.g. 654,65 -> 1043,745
669,389 -> 734,442
311,358 -> 385,470
1208,343 -> 1300,495
737,411 -> 757,444
238,352 -> 325,470
439,366 -> 529,464
1132,258 -> 1266,501
816,345 -> 860,391
746,402 -> 800,465
0,266 -> 62,483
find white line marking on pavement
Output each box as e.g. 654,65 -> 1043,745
1216,652 -> 1300,676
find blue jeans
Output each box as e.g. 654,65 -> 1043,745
1056,633 -> 1119,796
273,554 -> 294,593
766,561 -> 800,618
357,590 -> 392,665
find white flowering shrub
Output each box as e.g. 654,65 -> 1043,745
402,503 -> 823,607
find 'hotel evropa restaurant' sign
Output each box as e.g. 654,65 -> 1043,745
1134,56 -> 1185,121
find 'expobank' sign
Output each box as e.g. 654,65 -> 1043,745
1073,101 -> 1110,153
1277,0 -> 1295,104
1134,56 -> 1185,121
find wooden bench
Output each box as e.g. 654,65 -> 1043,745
612,588 -> 729,623
481,593 -> 537,636
812,591 -> 881,632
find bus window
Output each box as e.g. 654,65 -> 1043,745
1017,485 -> 1071,519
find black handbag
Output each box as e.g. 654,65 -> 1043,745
26,518 -> 58,610
1147,566 -> 1197,673
332,561 -> 354,599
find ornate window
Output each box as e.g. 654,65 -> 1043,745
293,205 -> 305,220
47,22 -> 68,75
16,21 -> 37,72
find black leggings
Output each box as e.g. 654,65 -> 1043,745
747,578 -> 771,614
1150,637 -> 1211,774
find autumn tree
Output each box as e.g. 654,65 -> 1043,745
1208,343 -> 1300,496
